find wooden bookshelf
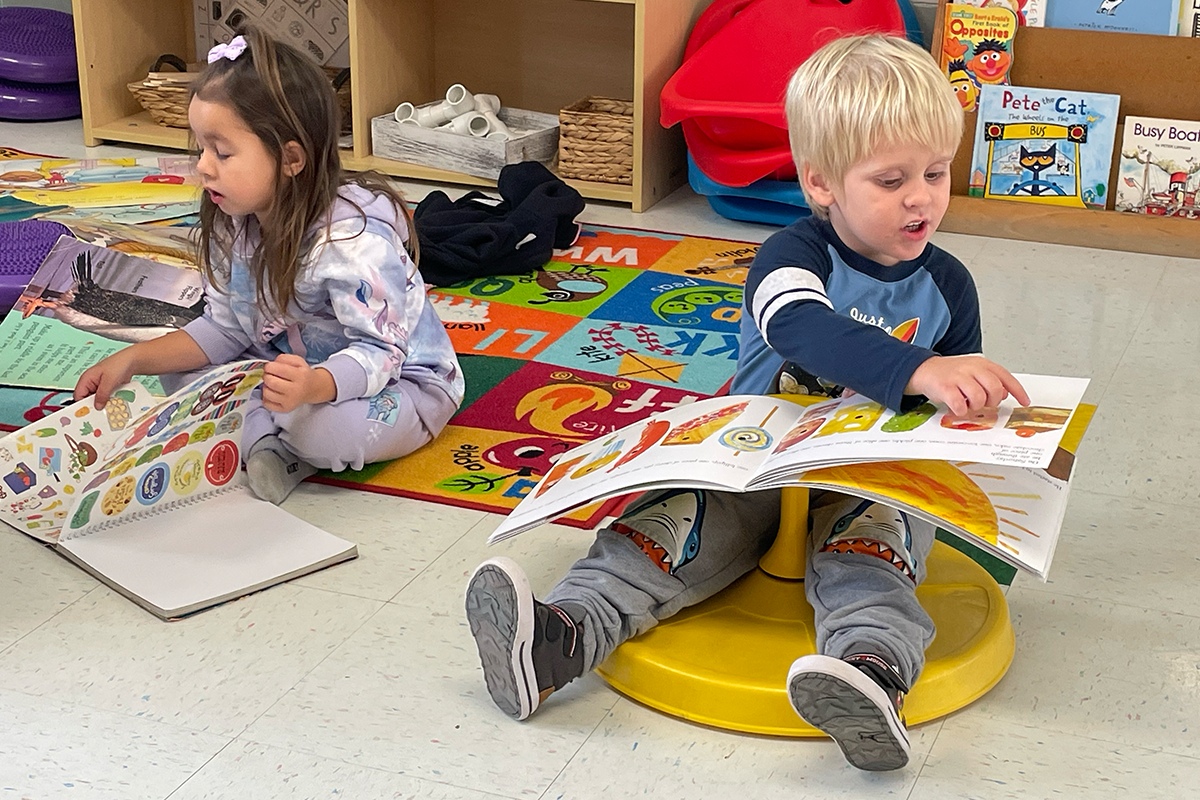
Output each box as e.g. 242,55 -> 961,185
933,1 -> 1200,258
71,0 -> 707,212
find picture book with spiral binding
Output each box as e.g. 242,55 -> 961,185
0,359 -> 357,619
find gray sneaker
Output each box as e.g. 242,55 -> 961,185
464,557 -> 585,720
787,652 -> 911,771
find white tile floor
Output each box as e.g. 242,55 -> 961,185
1,118 -> 1198,799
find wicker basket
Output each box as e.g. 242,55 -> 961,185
126,55 -> 198,128
558,97 -> 634,185
127,56 -> 353,132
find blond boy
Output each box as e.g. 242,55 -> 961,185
465,35 -> 1027,771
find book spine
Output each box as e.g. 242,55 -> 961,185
59,483 -> 247,541
1183,1 -> 1200,36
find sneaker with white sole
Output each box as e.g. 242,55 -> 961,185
787,652 -> 911,771
464,556 -> 585,720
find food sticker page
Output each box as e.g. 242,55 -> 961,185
62,360 -> 267,540
0,383 -> 156,542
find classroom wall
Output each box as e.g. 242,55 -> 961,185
0,1 -> 936,59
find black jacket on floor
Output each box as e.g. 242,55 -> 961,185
413,161 -> 586,287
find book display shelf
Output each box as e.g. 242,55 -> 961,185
933,0 -> 1200,258
70,0 -> 710,212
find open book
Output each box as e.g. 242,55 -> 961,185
489,375 -> 1093,580
0,235 -> 205,393
0,360 -> 357,619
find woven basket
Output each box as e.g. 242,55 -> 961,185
126,55 -> 197,128
127,56 -> 354,132
558,97 -> 634,185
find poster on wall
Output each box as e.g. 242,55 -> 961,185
193,0 -> 350,67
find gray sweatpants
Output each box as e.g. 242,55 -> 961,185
545,488 -> 936,687
162,370 -> 457,472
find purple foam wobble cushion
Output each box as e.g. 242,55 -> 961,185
0,7 -> 78,84
0,220 -> 72,313
0,76 -> 80,121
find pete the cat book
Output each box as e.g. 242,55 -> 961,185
969,84 -> 1121,209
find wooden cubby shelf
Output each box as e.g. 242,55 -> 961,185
71,0 -> 710,212
933,0 -> 1200,258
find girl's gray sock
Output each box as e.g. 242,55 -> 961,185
245,434 -> 317,505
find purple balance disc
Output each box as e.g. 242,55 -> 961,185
0,77 -> 80,121
0,7 -> 78,84
0,220 -> 72,313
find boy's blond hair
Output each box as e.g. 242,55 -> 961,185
785,34 -> 963,218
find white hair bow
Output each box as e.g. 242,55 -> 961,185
207,35 -> 248,64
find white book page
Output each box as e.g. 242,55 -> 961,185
758,374 -> 1089,477
59,490 -> 356,618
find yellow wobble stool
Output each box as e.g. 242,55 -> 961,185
597,485 -> 1015,737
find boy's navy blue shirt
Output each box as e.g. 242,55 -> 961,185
732,216 -> 982,411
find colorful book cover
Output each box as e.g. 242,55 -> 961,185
1115,116 -> 1200,218
940,4 -> 1019,112
969,84 -> 1121,209
955,0 -> 1044,27
1046,0 -> 1180,35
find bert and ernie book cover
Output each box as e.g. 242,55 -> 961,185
940,4 -> 1018,112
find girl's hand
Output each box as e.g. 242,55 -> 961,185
74,332 -> 210,409
75,350 -> 138,409
262,354 -> 336,413
906,355 -> 1030,417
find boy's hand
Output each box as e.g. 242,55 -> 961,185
906,355 -> 1030,416
74,350 -> 138,410
262,354 -> 336,413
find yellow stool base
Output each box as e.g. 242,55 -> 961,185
597,540 -> 1015,737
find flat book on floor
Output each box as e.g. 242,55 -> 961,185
0,235 -> 205,394
0,359 -> 357,619
488,375 -> 1094,580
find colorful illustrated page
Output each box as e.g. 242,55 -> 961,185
62,360 -> 266,540
758,374 -> 1089,476
495,395 -> 801,539
0,383 -> 156,542
796,459 -> 1069,578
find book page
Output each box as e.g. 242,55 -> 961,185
792,458 -> 1070,579
0,236 -> 204,392
491,395 -> 806,541
61,360 -> 267,540
59,489 -> 357,619
0,384 -> 156,542
755,374 -> 1089,481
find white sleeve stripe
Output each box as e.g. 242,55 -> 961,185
758,289 -> 833,333
752,268 -> 831,330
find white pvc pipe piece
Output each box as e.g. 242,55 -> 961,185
473,93 -> 501,114
393,102 -> 416,123
447,111 -> 490,137
479,109 -> 510,140
444,83 -> 476,118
